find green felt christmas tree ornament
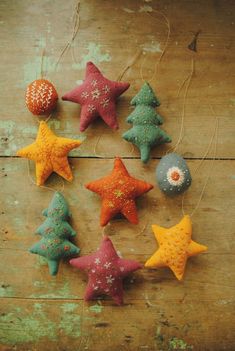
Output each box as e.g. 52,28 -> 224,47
29,192 -> 80,275
122,82 -> 171,163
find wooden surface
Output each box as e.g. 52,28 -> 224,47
0,0 -> 235,350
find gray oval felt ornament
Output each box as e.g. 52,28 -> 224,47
156,153 -> 192,196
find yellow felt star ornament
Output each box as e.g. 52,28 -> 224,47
145,215 -> 207,280
17,121 -> 82,186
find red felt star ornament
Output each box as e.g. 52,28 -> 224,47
62,62 -> 130,132
70,236 -> 142,305
85,157 -> 153,226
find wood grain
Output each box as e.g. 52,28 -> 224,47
0,0 -> 235,350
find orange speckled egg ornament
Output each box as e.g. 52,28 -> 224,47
25,79 -> 58,115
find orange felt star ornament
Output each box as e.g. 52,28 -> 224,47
17,121 -> 82,186
85,157 -> 153,226
145,215 -> 207,280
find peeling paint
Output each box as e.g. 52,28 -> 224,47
141,41 -> 162,53
0,303 -> 57,343
30,280 -> 77,299
122,7 -> 135,13
0,302 -> 82,344
139,5 -> 153,12
0,283 -> 14,297
89,304 -> 103,313
169,337 -> 193,350
35,255 -> 48,268
72,42 -> 111,71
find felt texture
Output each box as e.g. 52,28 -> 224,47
70,236 -> 142,305
145,215 -> 207,280
156,153 -> 192,196
17,121 -> 82,186
85,157 -> 153,226
122,82 -> 171,163
29,192 -> 80,275
62,61 -> 130,132
26,79 -> 58,115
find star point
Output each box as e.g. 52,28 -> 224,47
85,157 -> 153,226
62,61 -> 130,132
17,121 -> 82,186
145,215 -> 208,280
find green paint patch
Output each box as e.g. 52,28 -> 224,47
0,302 -> 82,344
35,255 -> 48,267
21,55 -> 56,88
30,280 -> 77,299
59,303 -> 81,337
61,303 -> 78,313
72,42 -> 111,70
230,98 -> 235,106
169,337 -> 193,350
0,303 -> 57,344
0,283 -> 14,297
89,304 -> 103,313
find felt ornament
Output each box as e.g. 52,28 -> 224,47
29,192 -> 80,275
26,79 -> 58,115
17,121 -> 82,186
145,215 -> 207,280
70,235 -> 142,305
85,157 -> 153,226
122,82 -> 171,163
156,153 -> 192,196
62,61 -> 130,132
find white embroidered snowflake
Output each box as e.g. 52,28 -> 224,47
91,88 -> 101,99
94,286 -> 99,290
120,267 -> 125,272
104,262 -> 111,269
106,275 -> 115,284
81,91 -> 89,99
91,269 -> 96,273
91,79 -> 98,87
87,104 -> 96,113
103,85 -> 110,94
94,258 -> 101,265
100,98 -> 110,108
97,280 -> 102,284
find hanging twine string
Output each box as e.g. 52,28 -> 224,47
181,107 -> 219,217
40,48 -> 45,79
55,0 -> 80,69
93,131 -> 135,159
95,7 -> 171,157
140,9 -> 171,83
117,49 -> 143,82
27,3 -> 80,192
27,160 -> 65,193
117,8 -> 170,82
166,57 -> 195,154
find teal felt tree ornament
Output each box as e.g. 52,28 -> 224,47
29,192 -> 80,275
122,82 -> 172,163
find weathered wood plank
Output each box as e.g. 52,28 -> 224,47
0,298 -> 234,351
0,0 -> 235,158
